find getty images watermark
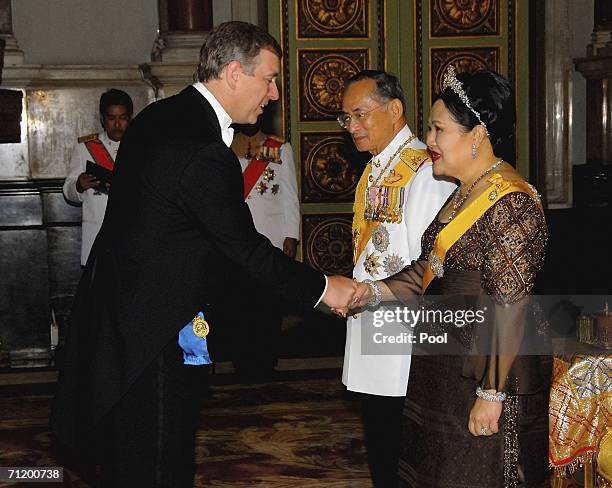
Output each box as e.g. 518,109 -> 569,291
371,305 -> 488,345
355,295 -> 608,356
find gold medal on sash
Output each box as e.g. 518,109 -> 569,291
192,315 -> 210,338
256,181 -> 268,194
262,168 -> 275,181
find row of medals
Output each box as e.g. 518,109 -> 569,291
248,143 -> 282,195
363,161 -> 406,276
364,170 -> 405,223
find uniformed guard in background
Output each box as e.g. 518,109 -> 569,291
62,89 -> 133,265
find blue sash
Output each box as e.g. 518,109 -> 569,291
178,311 -> 212,365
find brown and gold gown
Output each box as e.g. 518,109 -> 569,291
384,191 -> 550,487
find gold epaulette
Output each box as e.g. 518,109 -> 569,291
399,147 -> 431,173
78,133 -> 99,144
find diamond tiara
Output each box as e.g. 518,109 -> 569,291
442,65 -> 489,136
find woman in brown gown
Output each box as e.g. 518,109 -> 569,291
348,68 -> 550,487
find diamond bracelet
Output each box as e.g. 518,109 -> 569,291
476,386 -> 506,403
363,279 -> 382,308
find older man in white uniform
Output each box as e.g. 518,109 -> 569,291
340,70 -> 455,487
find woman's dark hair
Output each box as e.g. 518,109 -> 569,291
436,69 -> 515,163
345,70 -> 407,117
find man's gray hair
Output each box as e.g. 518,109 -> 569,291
196,21 -> 282,82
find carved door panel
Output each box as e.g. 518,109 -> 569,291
412,0 -> 528,175
267,0 -> 529,275
268,0 -> 386,276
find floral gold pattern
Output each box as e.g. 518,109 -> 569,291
301,132 -> 369,202
431,47 -> 500,102
431,0 -> 499,37
303,214 -> 353,276
299,50 -> 368,121
298,0 -> 368,38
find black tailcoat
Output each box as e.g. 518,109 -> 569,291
51,86 -> 325,450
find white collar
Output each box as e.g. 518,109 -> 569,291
372,125 -> 414,168
100,130 -> 120,149
193,82 -> 234,147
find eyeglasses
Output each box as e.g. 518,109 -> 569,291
337,102 -> 388,129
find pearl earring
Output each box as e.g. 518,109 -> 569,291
472,143 -> 477,160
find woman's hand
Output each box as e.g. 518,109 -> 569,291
468,395 -> 503,437
350,281 -> 374,310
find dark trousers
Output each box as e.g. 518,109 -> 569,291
231,309 -> 282,374
361,393 -> 405,488
98,340 -> 208,487
214,277 -> 283,375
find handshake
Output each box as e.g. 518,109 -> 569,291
321,275 -> 377,317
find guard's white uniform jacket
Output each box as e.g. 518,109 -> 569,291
62,131 -> 120,265
342,125 -> 456,396
238,141 -> 300,249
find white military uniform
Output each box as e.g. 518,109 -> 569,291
342,125 -> 456,396
62,131 -> 120,265
236,135 -> 300,249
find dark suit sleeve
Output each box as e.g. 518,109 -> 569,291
177,142 -> 326,310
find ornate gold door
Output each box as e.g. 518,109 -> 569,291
267,0 -> 529,277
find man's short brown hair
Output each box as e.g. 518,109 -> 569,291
196,21 -> 282,82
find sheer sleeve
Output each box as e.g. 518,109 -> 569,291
469,192 -> 547,393
383,260 -> 427,304
381,215 -> 442,303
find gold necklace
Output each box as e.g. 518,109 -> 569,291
370,135 -> 416,187
447,159 -> 503,221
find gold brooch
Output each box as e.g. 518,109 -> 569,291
429,254 -> 444,278
382,170 -> 403,184
364,252 -> 381,276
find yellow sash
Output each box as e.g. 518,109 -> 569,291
421,173 -> 542,293
352,147 -> 429,264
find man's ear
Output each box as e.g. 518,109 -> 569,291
225,60 -> 243,90
389,98 -> 404,123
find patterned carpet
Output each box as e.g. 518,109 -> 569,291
0,376 -> 371,487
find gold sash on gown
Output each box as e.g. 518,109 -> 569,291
422,173 -> 543,293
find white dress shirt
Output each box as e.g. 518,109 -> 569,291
193,82 -> 234,147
